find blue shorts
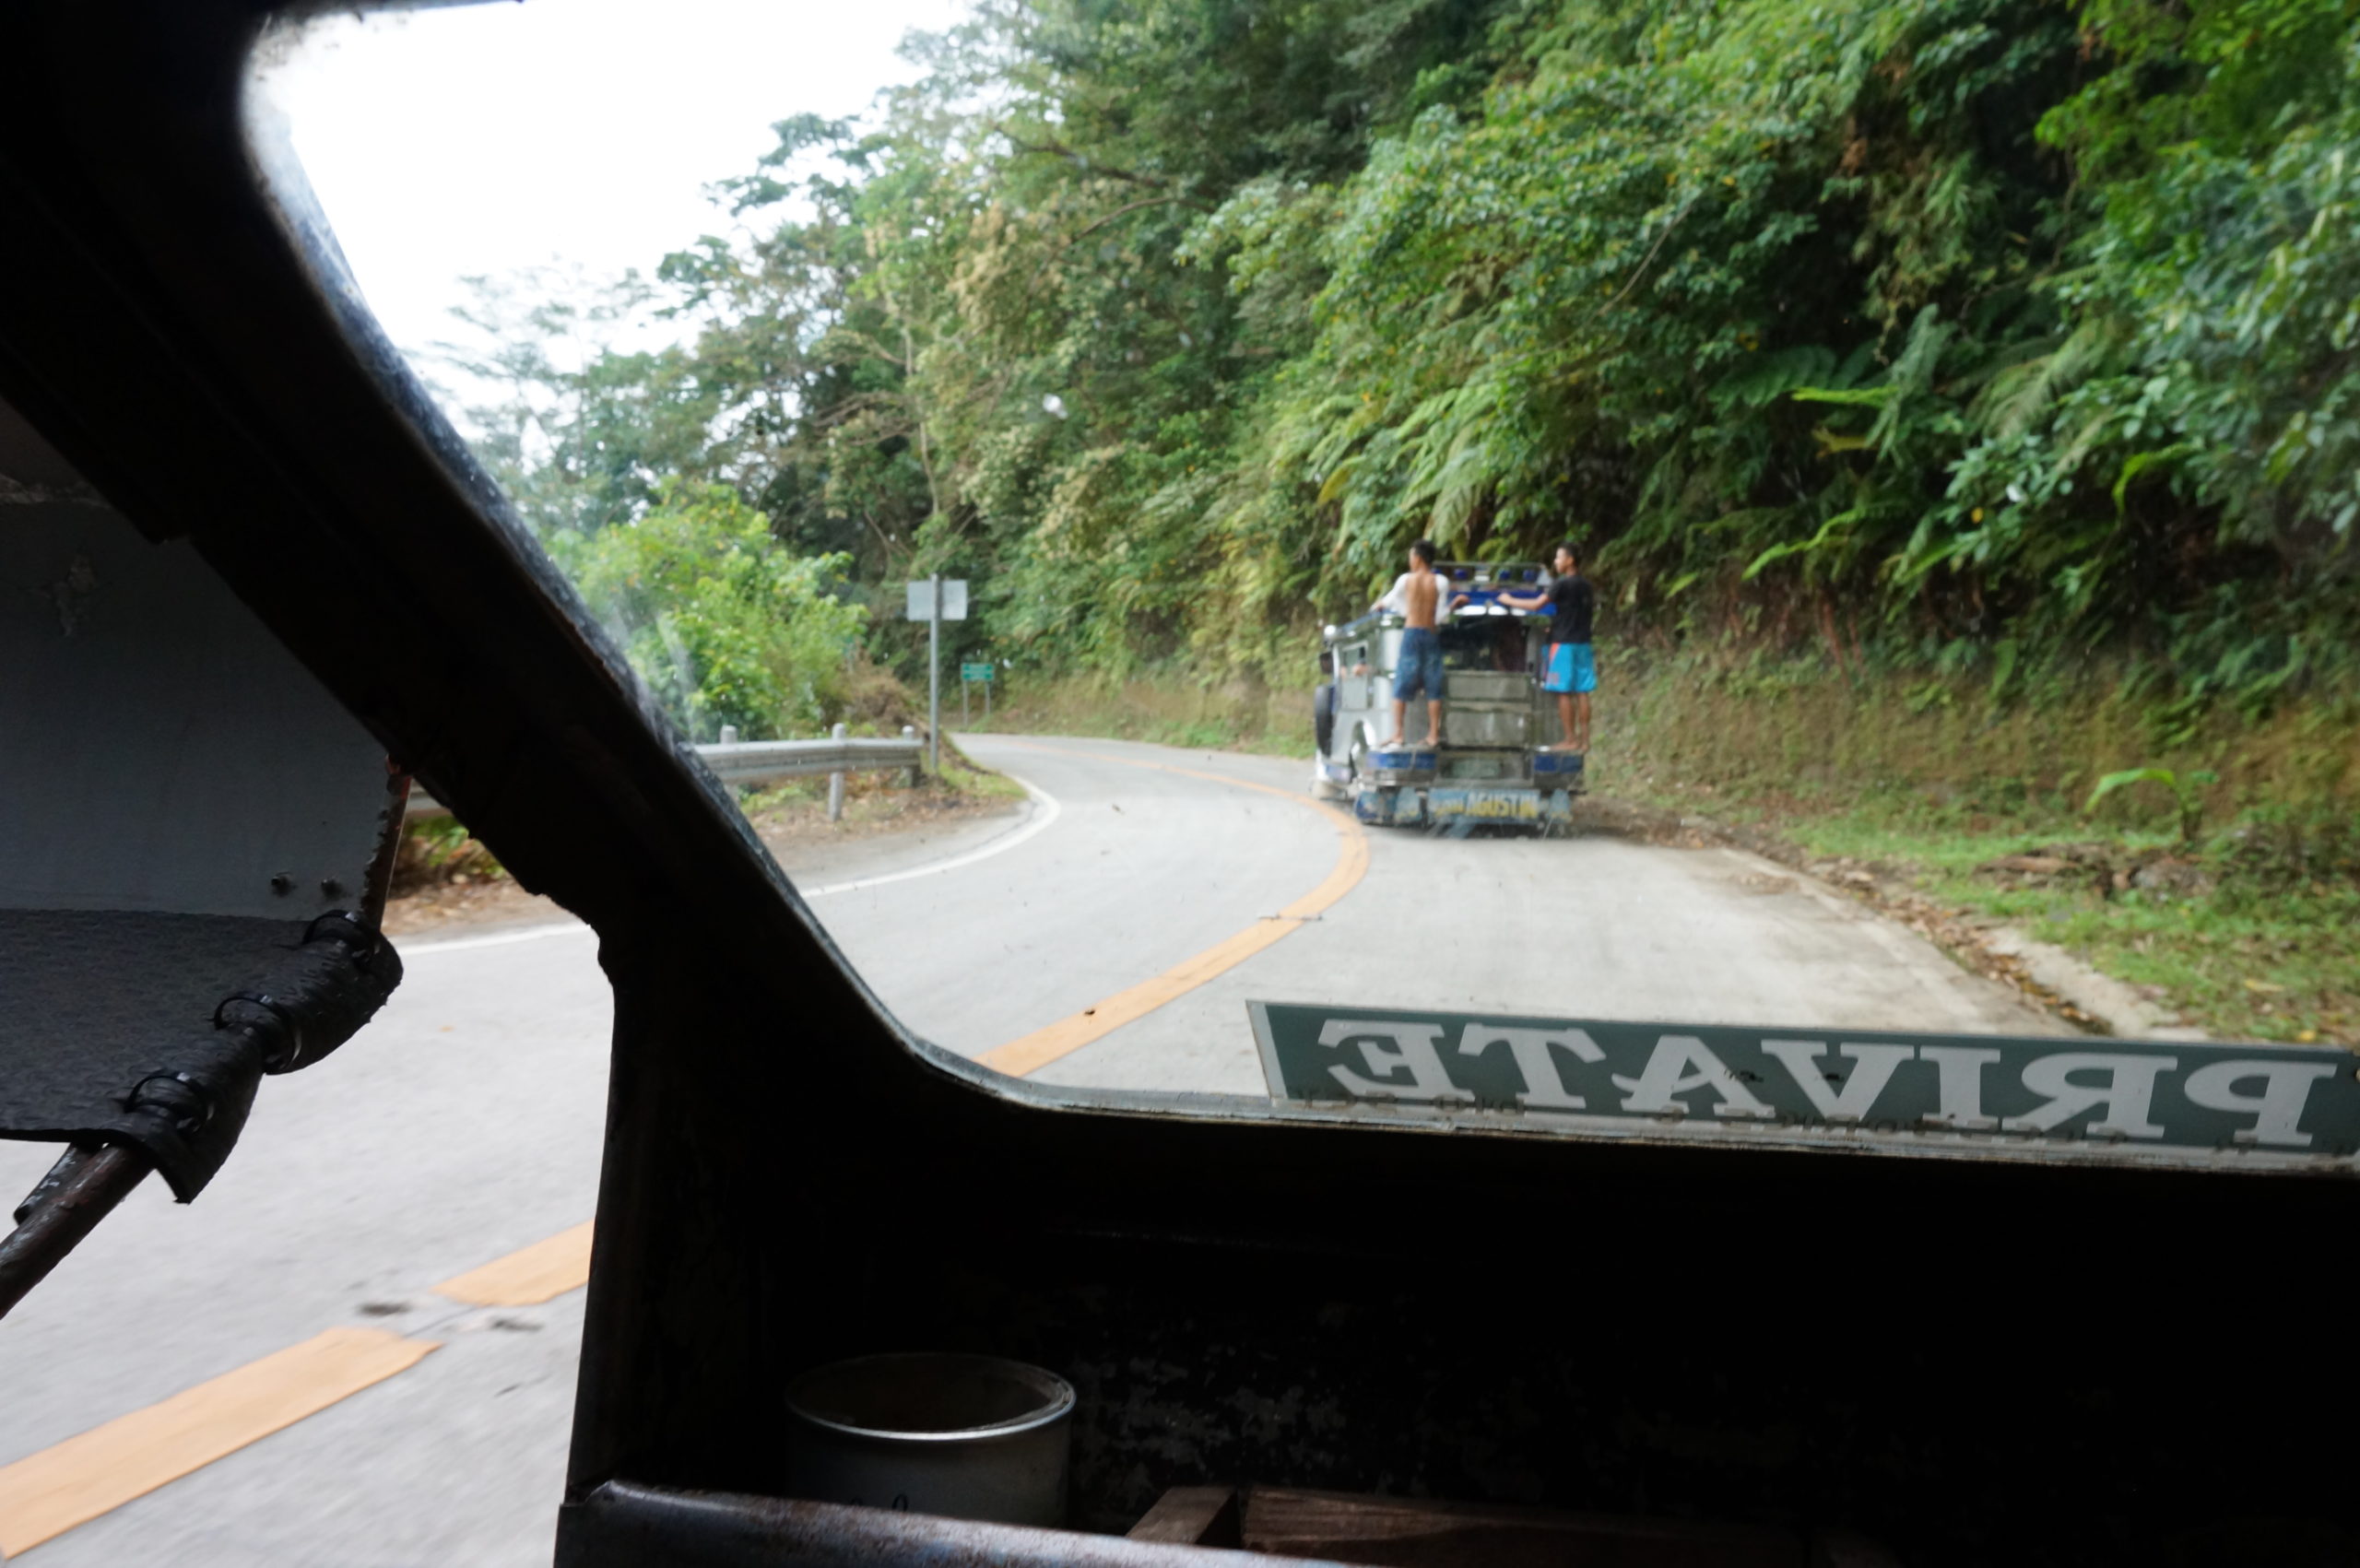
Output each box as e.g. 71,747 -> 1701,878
1393,627 -> 1446,701
1542,643 -> 1597,694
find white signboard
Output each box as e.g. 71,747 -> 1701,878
903,578 -> 968,621
1251,1001 -> 2360,1174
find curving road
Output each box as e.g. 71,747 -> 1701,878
0,734 -> 2047,1564
826,734 -> 2045,1092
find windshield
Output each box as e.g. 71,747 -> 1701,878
238,0 -> 2357,1157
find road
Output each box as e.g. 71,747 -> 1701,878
0,735 -> 2048,1563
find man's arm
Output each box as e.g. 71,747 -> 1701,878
1493,587 -> 1549,611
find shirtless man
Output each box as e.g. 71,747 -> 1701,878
1373,538 -> 1453,747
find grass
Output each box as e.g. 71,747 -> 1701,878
1754,797 -> 2359,1044
962,670 -> 1307,757
738,736 -> 1026,820
1611,652 -> 2360,1046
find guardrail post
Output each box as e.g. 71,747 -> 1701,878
927,576 -> 942,777
827,723 -> 846,822
902,725 -> 919,788
719,724 -> 738,746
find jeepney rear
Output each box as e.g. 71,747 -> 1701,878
1310,563 -> 1584,830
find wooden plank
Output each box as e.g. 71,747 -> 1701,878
1241,1486 -> 1801,1568
1128,1486 -> 1243,1547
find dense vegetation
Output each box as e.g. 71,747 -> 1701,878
454,0 -> 2357,741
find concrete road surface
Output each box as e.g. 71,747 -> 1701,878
0,734 -> 2047,1563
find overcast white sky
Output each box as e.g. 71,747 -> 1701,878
256,0 -> 968,367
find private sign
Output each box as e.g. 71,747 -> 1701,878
1249,1002 -> 2360,1173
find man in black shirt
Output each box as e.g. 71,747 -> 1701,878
1496,542 -> 1596,752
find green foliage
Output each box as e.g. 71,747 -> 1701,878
432,269 -> 726,538
391,815 -> 506,896
1611,651 -> 2358,1043
450,0 -> 2360,718
560,481 -> 867,739
2084,765 -> 2222,843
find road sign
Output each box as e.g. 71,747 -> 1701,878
961,662 -> 994,681
1249,1001 -> 2360,1173
904,579 -> 968,620
904,577 -> 968,775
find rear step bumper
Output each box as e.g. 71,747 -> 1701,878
1351,782 -> 1580,827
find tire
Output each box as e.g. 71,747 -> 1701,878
1313,681 -> 1337,758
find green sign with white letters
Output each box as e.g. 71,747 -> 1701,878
1248,1001 -> 2360,1173
962,662 -> 994,681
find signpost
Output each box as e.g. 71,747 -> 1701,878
903,577 -> 967,774
1250,1001 -> 2360,1173
961,661 -> 994,724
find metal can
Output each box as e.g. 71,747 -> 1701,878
785,1352 -> 1075,1527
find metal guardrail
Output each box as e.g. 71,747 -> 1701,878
405,726 -> 924,820
700,735 -> 924,787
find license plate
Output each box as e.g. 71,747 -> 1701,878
1426,787 -> 1540,820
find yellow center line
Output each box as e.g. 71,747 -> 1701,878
3,742 -> 1366,1550
0,1327 -> 437,1558
433,1220 -> 595,1307
974,742 -> 1370,1079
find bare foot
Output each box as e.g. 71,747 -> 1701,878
1379,736 -> 1406,748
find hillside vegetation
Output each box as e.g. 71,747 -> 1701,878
464,0 -> 2356,707
450,0 -> 2357,1035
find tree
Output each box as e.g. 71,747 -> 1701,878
560,480 -> 867,739
452,0 -> 2360,712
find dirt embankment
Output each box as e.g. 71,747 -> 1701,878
381,771 -> 1012,940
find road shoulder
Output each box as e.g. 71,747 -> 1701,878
383,784 -> 1023,941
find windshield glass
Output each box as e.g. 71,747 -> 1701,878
243,0 -> 2358,1166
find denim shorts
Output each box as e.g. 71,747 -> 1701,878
1393,627 -> 1446,701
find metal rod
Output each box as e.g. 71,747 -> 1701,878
0,1144 -> 150,1320
14,1143 -> 91,1225
927,575 -> 942,776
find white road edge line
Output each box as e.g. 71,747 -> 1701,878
796,772 -> 1060,897
399,772 -> 1062,958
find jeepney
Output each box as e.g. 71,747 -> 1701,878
1310,561 -> 1584,829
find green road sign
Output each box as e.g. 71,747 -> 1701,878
1249,1001 -> 2360,1173
961,662 -> 994,681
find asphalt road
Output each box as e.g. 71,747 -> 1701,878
0,734 -> 2048,1563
